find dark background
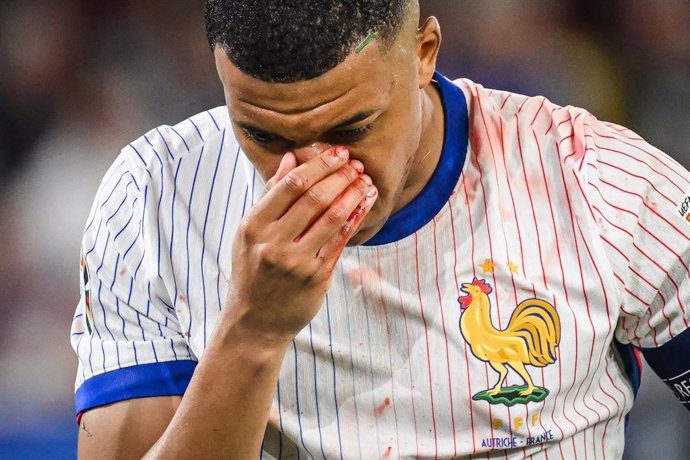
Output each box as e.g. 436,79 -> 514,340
0,1 -> 688,458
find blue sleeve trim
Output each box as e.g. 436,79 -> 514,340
640,327 -> 690,411
75,360 -> 197,417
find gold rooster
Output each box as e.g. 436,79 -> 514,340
458,278 -> 561,398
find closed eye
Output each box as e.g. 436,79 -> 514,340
240,127 -> 279,145
329,123 -> 374,143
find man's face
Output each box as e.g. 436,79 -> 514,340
214,31 -> 429,245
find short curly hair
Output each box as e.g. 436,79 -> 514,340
204,0 -> 415,83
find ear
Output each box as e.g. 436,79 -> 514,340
416,16 -> 442,89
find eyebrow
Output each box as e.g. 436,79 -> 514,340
237,109 -> 378,137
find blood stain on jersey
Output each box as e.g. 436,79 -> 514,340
80,252 -> 95,336
458,277 -> 561,406
375,397 -> 391,415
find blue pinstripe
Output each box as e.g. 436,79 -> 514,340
356,250 -> 382,458
170,159 -> 184,309
156,128 -> 176,161
339,263 -> 364,458
184,144 -> 206,337
307,323 -> 327,458
170,126 -> 191,152
129,144 -> 154,180
293,341 -> 314,459
324,295 -> 344,460
215,146 -> 242,315
201,129 -> 225,347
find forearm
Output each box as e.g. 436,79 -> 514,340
144,312 -> 290,459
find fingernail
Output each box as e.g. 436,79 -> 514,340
349,159 -> 364,174
361,174 -> 372,186
334,146 -> 349,160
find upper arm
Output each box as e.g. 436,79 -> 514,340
78,396 -> 181,460
72,156 -> 198,448
581,119 -> 690,407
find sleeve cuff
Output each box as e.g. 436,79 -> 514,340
75,360 -> 197,418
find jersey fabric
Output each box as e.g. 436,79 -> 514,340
71,73 -> 690,459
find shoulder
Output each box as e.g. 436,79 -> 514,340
451,78 -> 672,176
84,106 -> 250,245
119,107 -> 237,185
91,106 -> 247,206
452,77 -> 590,140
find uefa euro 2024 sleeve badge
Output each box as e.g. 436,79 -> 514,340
458,278 -> 561,406
80,251 -> 95,336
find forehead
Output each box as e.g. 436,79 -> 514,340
214,45 -> 401,132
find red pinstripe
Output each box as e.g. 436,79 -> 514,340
600,122 -> 643,141
544,112 -> 556,136
531,97 -> 547,126
456,174 -> 479,453
500,93 -> 513,110
592,130 -> 690,187
497,117 -> 538,459
589,142 -> 685,194
374,248 -> 401,459
553,144 -> 599,458
597,160 -> 676,207
413,234 -> 439,456
632,239 -> 690,336
603,354 -> 629,424
639,223 -> 690,293
522,121 -> 578,457
576,224 -> 621,459
395,246 -> 420,456
597,177 -> 690,244
475,89 -> 514,460
432,218 -> 458,456
629,265 -> 673,335
530,126 -> 582,458
518,96 -> 530,113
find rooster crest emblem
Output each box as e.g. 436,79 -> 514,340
458,278 -> 561,406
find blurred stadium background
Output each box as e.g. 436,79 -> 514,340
0,1 -> 688,458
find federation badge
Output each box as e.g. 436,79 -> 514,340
458,278 -> 561,406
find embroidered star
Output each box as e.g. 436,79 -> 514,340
480,259 -> 495,274
508,261 -> 520,274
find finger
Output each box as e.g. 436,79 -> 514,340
264,151 -> 297,193
298,175 -> 376,252
316,185 -> 378,273
252,145 -> 350,223
276,160 -> 365,240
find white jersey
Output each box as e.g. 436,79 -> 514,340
71,74 -> 690,459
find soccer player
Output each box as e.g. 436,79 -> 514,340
72,1 -> 690,458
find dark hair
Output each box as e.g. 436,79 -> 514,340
204,0 -> 413,83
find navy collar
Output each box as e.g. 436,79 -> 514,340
363,72 -> 468,246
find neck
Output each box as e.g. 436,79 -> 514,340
392,82 -> 445,214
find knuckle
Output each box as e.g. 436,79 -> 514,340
336,164 -> 357,181
239,219 -> 257,240
355,177 -> 370,194
325,207 -> 347,224
305,188 -> 327,207
317,154 -> 334,172
283,172 -> 306,194
258,244 -> 284,268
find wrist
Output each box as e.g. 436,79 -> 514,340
213,306 -> 294,360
